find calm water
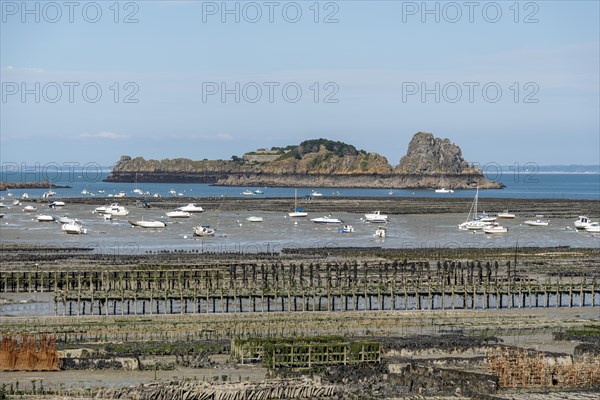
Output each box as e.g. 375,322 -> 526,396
1,171 -> 599,200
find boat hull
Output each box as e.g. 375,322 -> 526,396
524,220 -> 549,226
166,211 -> 191,218
311,218 -> 342,224
129,220 -> 166,228
193,226 -> 215,237
483,227 -> 508,234
289,212 -> 308,217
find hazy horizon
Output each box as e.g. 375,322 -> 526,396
2,1 -> 599,166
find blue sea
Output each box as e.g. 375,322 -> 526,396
1,169 -> 599,201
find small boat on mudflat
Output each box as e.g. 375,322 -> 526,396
497,211 -> 516,219
193,226 -> 215,237
364,211 -> 388,223
177,203 -> 204,213
374,226 -> 387,238
62,221 -> 86,234
338,225 -> 355,233
584,222 -> 600,233
574,216 -> 593,230
483,224 -> 508,234
129,219 -> 166,228
311,215 -> 342,224
166,210 -> 191,218
524,219 -> 549,226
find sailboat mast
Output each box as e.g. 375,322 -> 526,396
294,189 -> 297,210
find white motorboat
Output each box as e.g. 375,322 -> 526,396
374,226 -> 387,238
435,188 -> 454,193
93,205 -> 108,214
193,225 -> 215,237
23,205 -> 37,212
21,193 -> 29,199
364,210 -> 388,223
462,220 -> 490,230
98,189 -> 105,194
338,224 -> 354,233
242,190 -> 255,196
42,191 -> 56,198
152,193 -> 161,198
524,219 -> 549,226
483,224 -> 508,234
289,210 -> 308,217
129,219 -> 166,228
58,216 -> 79,224
288,189 -> 308,217
81,189 -> 88,195
37,214 -> 55,222
12,200 -> 21,206
48,201 -> 65,208
478,213 -> 497,223
310,191 -> 323,197
133,188 -> 144,195
0,202 -> 5,208
62,221 -> 86,234
584,222 -> 600,233
166,210 -> 191,218
169,189 -> 176,195
177,203 -> 204,213
574,216 -> 593,230
103,213 -> 112,220
246,216 -> 264,222
115,192 -> 127,198
458,187 -> 493,231
254,189 -> 264,194
105,203 -> 129,216
497,210 -> 516,219
311,215 -> 342,224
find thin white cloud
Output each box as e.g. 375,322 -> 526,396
215,133 -> 233,141
80,131 -> 129,140
1,66 -> 44,73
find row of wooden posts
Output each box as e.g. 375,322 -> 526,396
53,279 -> 597,316
0,260 -> 522,293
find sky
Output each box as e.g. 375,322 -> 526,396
1,0 -> 599,168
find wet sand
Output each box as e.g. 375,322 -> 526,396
1,200 -> 598,254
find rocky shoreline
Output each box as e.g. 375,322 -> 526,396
104,171 -> 503,189
0,182 -> 71,191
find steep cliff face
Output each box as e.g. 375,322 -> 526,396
395,132 -> 474,174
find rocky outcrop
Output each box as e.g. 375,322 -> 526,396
0,182 -> 70,191
395,132 -> 474,174
105,134 -> 503,189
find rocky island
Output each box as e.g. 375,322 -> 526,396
104,132 -> 504,189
